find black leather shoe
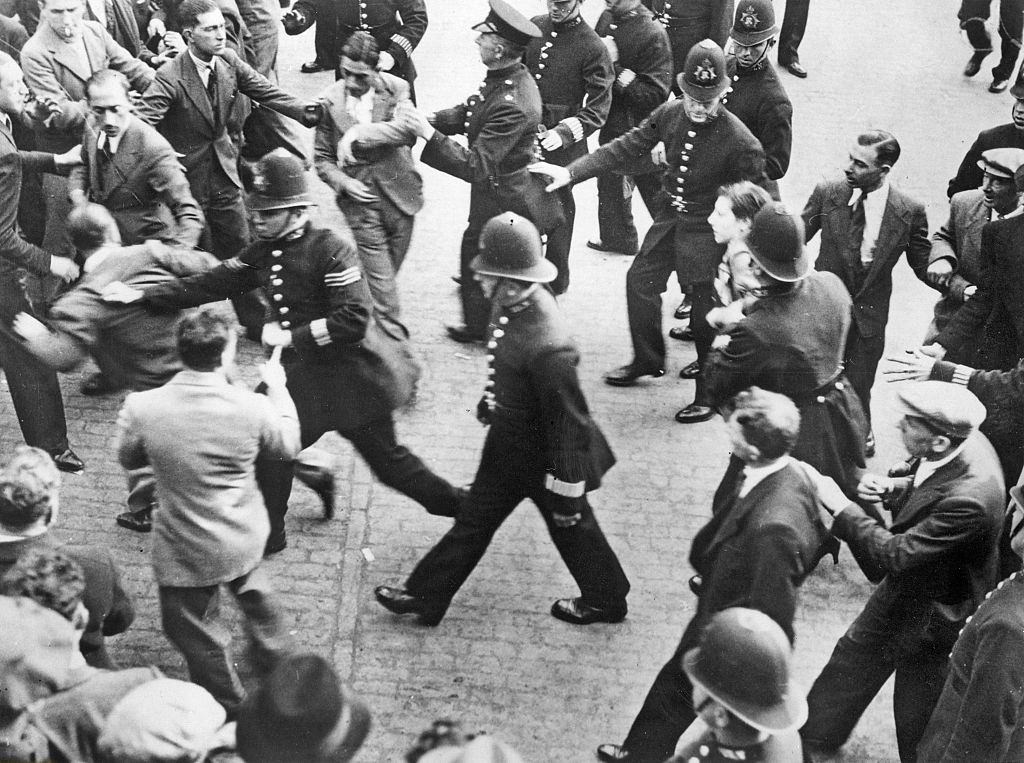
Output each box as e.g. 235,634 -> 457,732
675,404 -> 715,423
678,360 -> 701,379
116,508 -> 152,533
551,597 -> 626,625
300,59 -> 330,73
964,51 -> 988,77
668,325 -> 693,342
374,585 -> 447,626
310,473 -> 336,520
674,299 -> 691,320
51,448 -> 84,474
596,743 -> 631,762
586,240 -> 635,255
264,535 -> 287,556
604,364 -> 665,387
990,77 -> 1010,93
80,371 -> 122,396
784,61 -> 808,78
446,325 -> 484,344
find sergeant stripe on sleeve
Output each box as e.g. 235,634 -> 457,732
391,34 -> 413,55
310,318 -> 331,346
324,266 -> 361,287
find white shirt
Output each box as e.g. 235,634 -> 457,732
97,131 -> 122,155
849,178 -> 890,266
913,441 -> 967,488
189,51 -> 216,88
346,88 -> 375,125
738,455 -> 793,498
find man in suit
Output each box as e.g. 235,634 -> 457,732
314,31 -> 420,341
533,39 -> 766,424
70,69 -> 203,249
802,129 -> 931,445
136,0 -> 319,335
374,213 -> 630,628
948,69 -> 1024,196
398,0 -> 556,343
524,0 -> 614,295
799,382 -> 1005,762
0,445 -> 134,669
21,0 -> 153,270
587,0 -> 671,257
595,387 -> 832,762
115,307 -> 299,714
923,148 -> 1024,353
0,51 -> 83,473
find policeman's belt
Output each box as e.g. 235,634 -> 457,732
340,21 -> 393,33
491,403 -> 539,422
790,372 -> 849,406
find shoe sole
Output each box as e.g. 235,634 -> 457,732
550,606 -> 627,625
604,370 -> 665,387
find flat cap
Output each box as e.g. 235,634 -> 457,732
471,0 -> 541,47
977,147 -> 1024,180
896,381 -> 986,438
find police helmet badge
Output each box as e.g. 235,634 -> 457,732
694,58 -> 717,83
740,6 -> 759,28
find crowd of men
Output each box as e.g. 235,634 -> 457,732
1,0 -> 1024,759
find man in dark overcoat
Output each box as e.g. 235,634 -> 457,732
948,70 -> 1024,197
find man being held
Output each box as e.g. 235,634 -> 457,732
115,307 -> 299,714
799,382 -> 1005,762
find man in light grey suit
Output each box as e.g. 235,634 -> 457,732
115,308 -> 299,714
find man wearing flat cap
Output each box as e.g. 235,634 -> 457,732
399,0 -> 559,344
797,381 -> 1005,761
923,147 -> 1024,359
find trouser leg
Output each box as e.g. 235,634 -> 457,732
159,583 -> 246,713
778,0 -> 811,63
687,280 -> 715,405
312,0 -> 339,68
545,187 -> 576,295
126,466 -> 156,512
842,322 -> 885,424
893,656 -> 948,762
960,0 -> 995,51
227,566 -> 294,677
625,235 -> 677,370
994,0 -> 1024,79
597,171 -> 639,254
620,640 -> 698,762
256,454 -> 295,547
634,171 -> 668,220
344,415 -> 460,517
459,223 -> 489,336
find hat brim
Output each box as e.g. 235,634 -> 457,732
747,249 -> 812,283
469,255 -> 558,284
683,648 -> 808,734
730,26 -> 778,46
677,76 -> 729,101
976,159 -> 1014,180
247,193 -> 313,212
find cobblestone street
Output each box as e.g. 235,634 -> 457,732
0,1 -> 1014,760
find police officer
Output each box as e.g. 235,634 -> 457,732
532,40 -> 765,423
959,0 -> 1024,93
103,150 -> 464,553
399,0 -> 559,343
374,212 -> 630,627
524,0 -> 614,294
722,0 -> 792,195
643,0 -> 732,91
587,0 -> 672,257
283,0 -> 426,96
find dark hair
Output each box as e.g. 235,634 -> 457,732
67,203 -> 118,252
178,0 -> 220,30
856,129 -> 900,169
732,386 -> 801,459
340,30 -> 379,67
177,307 -> 234,371
0,548 -> 85,623
905,415 -> 968,450
0,446 -> 59,533
85,68 -> 131,100
405,719 -> 472,762
717,181 -> 773,223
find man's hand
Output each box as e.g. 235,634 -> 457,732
261,321 -> 293,348
53,146 -> 83,169
963,284 -> 978,301
925,258 -> 953,288
378,51 -> 396,71
69,189 -> 88,207
856,472 -> 895,503
49,256 -> 79,282
147,17 -> 166,38
339,177 -> 378,203
601,36 -> 619,63
539,129 -> 565,152
12,312 -> 48,342
337,132 -> 360,165
394,101 -> 433,139
259,345 -> 288,389
650,141 -> 668,166
528,161 -> 571,192
884,349 -> 937,382
918,344 -> 947,361
300,102 -> 323,127
101,281 -> 144,303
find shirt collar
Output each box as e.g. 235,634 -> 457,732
992,204 -> 1024,221
97,131 -> 122,155
739,455 -> 792,496
188,50 -> 216,76
914,441 -> 967,487
849,176 -> 890,206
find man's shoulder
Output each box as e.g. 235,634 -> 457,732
977,122 -> 1022,144
124,116 -> 174,151
886,183 -> 925,214
950,188 -> 986,213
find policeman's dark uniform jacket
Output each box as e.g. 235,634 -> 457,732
136,151 -> 461,548
565,40 -> 765,395
401,214 -> 630,621
523,10 -> 613,295
721,0 -> 792,186
642,0 -> 733,86
285,0 -> 426,92
592,4 -> 672,256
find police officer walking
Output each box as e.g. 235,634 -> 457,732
103,150 -> 464,553
374,212 -> 631,627
643,0 -> 733,91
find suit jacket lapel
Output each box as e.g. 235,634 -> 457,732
828,182 -> 862,289
700,468 -> 784,561
105,120 -> 141,194
46,25 -> 94,84
181,54 -> 216,127
0,121 -> 15,153
860,187 -> 907,294
213,57 -> 233,126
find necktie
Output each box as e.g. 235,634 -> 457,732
104,0 -> 115,35
850,191 -> 868,260
97,141 -> 113,193
206,66 -> 219,127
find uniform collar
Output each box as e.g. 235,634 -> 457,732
500,283 -> 541,316
486,63 -> 522,81
552,15 -> 583,32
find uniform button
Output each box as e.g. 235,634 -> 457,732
487,341 -> 497,349
816,395 -> 826,403
535,74 -> 542,79
467,110 -> 473,117
493,329 -> 504,338
271,278 -> 282,286
687,130 -> 696,137
281,321 -> 291,328
680,154 -> 689,161
280,306 -> 289,314
684,143 -> 693,149
550,32 -> 557,38
271,249 -> 282,258
505,79 -> 512,85
836,381 -> 845,390
680,167 -> 688,173
498,316 -> 509,324
486,355 -> 495,362
541,52 -> 548,59
505,95 -> 513,101
271,264 -> 282,272
273,293 -> 282,301
485,382 -> 494,390
538,64 -> 545,70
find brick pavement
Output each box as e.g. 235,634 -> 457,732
0,1 -> 1014,760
